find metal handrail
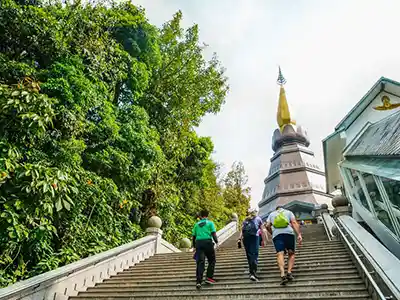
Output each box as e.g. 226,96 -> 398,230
334,217 -> 389,300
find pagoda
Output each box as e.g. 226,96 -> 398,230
258,67 -> 333,222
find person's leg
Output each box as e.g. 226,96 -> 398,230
243,237 -> 251,272
247,235 -> 258,281
273,235 -> 287,285
196,242 -> 206,286
205,241 -> 216,283
253,235 -> 260,276
276,252 -> 285,277
285,234 -> 296,280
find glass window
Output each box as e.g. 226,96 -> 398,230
380,176 -> 400,226
362,173 -> 397,234
346,168 -> 371,212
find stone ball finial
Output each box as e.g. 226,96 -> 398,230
231,213 -> 238,221
332,195 -> 349,208
321,203 -> 328,209
147,215 -> 162,228
179,238 -> 191,249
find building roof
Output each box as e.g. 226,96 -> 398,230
335,77 -> 400,131
345,110 -> 400,157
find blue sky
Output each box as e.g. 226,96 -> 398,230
133,0 -> 400,207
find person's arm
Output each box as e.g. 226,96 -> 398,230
192,225 -> 196,248
265,215 -> 272,235
262,227 -> 269,242
258,218 -> 266,246
290,213 -> 302,244
265,222 -> 272,235
211,222 -> 218,244
238,222 -> 243,240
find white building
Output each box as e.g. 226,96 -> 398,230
323,76 -> 400,258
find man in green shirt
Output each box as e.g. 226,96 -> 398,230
192,209 -> 218,290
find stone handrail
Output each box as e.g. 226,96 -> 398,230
159,239 -> 181,253
0,216 -> 173,300
215,221 -> 237,247
322,212 -> 336,239
0,214 -> 239,300
0,235 -> 159,300
338,215 -> 400,299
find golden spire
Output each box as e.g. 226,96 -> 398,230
276,66 -> 296,131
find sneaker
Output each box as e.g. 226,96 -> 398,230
287,273 -> 294,281
280,276 -> 289,285
196,283 -> 202,290
205,278 -> 216,284
250,275 -> 259,282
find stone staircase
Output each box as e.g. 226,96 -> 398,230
70,224 -> 372,299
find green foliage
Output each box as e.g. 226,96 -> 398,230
222,162 -> 252,221
0,0 -> 250,287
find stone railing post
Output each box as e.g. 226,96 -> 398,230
179,238 -> 192,252
312,204 -> 329,224
332,195 -> 350,217
231,212 -> 239,230
146,216 -> 163,254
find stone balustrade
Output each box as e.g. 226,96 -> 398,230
0,214 -> 239,300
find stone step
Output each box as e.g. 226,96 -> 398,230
73,284 -> 368,298
154,241 -> 343,258
111,265 -> 357,279
136,253 -> 350,270
131,257 -> 352,270
69,225 -> 372,300
123,260 -> 353,275
147,250 -> 349,264
153,246 -> 347,259
98,274 -> 362,287
72,294 -> 371,300
89,279 -> 364,293
219,248 -> 347,256
166,245 -> 347,258
104,269 -> 360,283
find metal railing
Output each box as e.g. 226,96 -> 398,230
333,217 -> 394,300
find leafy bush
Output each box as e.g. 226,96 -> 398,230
0,0 -> 251,287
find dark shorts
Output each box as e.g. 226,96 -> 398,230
273,233 -> 295,253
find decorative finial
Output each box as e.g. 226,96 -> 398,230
276,66 -> 296,132
277,66 -> 286,86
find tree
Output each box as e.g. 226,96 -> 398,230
0,0 -> 233,287
222,162 -> 252,221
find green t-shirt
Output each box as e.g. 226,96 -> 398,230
192,218 -> 216,241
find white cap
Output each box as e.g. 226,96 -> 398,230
248,208 -> 258,215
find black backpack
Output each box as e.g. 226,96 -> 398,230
242,217 -> 258,237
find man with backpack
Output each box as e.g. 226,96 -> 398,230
266,205 -> 302,285
238,208 -> 265,281
192,209 -> 218,290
